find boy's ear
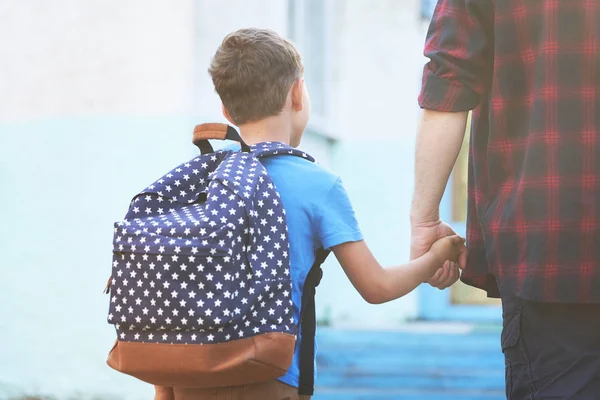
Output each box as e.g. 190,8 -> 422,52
222,104 -> 236,125
291,78 -> 304,112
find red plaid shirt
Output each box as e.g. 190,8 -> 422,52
419,0 -> 600,303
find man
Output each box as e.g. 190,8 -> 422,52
411,1 -> 600,398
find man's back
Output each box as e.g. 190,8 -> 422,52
420,0 -> 600,302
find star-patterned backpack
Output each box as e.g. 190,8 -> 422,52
105,123 -> 328,395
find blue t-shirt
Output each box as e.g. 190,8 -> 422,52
221,143 -> 363,387
262,151 -> 363,387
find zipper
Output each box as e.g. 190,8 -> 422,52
103,276 -> 112,295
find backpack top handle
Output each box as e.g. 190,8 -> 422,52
193,123 -> 250,154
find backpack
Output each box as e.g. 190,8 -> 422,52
105,123 -> 328,395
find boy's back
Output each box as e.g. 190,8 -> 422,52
259,153 -> 362,386
214,143 -> 362,386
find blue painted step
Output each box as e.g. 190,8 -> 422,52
313,327 -> 505,399
314,390 -> 505,400
316,328 -> 500,348
317,371 -> 504,391
318,351 -> 502,368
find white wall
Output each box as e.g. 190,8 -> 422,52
330,0 -> 426,141
0,0 -> 196,120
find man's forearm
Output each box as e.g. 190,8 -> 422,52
411,110 -> 469,223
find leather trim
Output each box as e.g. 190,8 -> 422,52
107,332 -> 295,388
193,123 -> 229,143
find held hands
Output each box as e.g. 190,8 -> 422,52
410,219 -> 468,290
428,235 -> 466,271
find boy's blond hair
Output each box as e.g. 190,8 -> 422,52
208,28 -> 304,125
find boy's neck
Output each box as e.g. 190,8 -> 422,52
238,116 -> 291,146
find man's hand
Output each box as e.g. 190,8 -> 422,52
410,219 -> 467,290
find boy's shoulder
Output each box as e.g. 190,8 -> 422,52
267,151 -> 338,180
260,149 -> 341,195
216,142 -> 341,191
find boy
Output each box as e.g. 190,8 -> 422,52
155,28 -> 466,400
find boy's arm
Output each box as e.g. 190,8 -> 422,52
315,177 -> 462,303
332,237 -> 464,304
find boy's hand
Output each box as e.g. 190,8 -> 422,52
427,235 -> 466,276
410,219 -> 467,289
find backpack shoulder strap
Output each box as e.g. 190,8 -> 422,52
298,248 -> 330,396
244,140 -> 322,395
250,142 -> 316,163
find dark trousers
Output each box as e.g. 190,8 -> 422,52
501,291 -> 600,399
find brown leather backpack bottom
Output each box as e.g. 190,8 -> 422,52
107,332 -> 295,388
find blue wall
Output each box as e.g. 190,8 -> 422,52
1,117 -> 200,399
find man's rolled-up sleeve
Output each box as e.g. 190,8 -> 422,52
419,0 -> 493,112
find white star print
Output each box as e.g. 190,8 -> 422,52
108,142 -> 318,345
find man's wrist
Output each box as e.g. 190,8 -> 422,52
409,209 -> 440,226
